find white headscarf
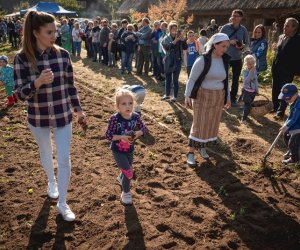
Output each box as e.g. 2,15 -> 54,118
205,33 -> 229,52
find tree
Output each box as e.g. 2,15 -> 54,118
13,1 -> 30,13
0,5 -> 6,19
54,0 -> 82,11
103,0 -> 125,19
131,0 -> 188,25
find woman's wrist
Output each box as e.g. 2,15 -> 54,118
34,78 -> 42,89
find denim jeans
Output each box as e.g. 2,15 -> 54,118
112,151 -> 134,193
283,132 -> 300,162
121,52 -> 134,73
92,42 -> 101,61
157,53 -> 164,75
242,90 -> 256,120
73,41 -> 82,55
165,60 -> 182,98
229,59 -> 243,102
108,51 -> 115,66
28,123 -> 72,204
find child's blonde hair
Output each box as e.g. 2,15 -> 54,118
243,54 -> 256,69
115,88 -> 135,107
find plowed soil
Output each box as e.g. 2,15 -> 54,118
1,53 -> 300,250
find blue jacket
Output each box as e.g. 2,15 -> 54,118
250,38 -> 268,72
121,31 -> 138,54
284,96 -> 300,134
0,65 -> 14,87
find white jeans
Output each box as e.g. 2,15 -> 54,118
29,123 -> 72,204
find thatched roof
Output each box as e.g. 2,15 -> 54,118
117,0 -> 300,15
187,0 -> 300,11
117,0 -> 159,15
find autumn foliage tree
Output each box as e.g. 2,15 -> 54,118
131,0 -> 192,25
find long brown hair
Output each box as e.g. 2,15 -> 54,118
252,24 -> 266,39
21,11 -> 56,69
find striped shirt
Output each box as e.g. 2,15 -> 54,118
14,47 -> 82,128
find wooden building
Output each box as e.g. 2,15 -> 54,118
117,0 -> 300,30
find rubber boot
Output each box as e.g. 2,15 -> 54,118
13,93 -> 18,103
7,96 -> 14,106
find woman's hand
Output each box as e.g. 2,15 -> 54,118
35,69 -> 54,88
76,111 -> 87,131
224,100 -> 231,110
185,97 -> 193,109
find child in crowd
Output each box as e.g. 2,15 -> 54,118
278,84 -> 300,165
105,89 -> 148,205
122,85 -> 146,116
0,55 -> 17,106
185,30 -> 200,77
108,33 -> 117,67
240,55 -> 259,124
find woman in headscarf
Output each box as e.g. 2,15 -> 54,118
184,33 -> 231,166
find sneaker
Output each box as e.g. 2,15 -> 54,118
161,95 -> 170,101
241,119 -> 250,125
186,152 -> 196,166
282,158 -> 298,166
116,175 -> 122,186
121,191 -> 132,205
231,100 -> 238,107
199,148 -> 209,159
47,181 -> 59,199
56,203 -> 75,221
274,113 -> 284,120
283,151 -> 291,160
171,97 -> 177,102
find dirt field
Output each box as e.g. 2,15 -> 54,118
1,51 -> 300,250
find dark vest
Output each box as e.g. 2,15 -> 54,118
190,50 -> 230,104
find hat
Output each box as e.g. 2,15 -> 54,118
0,55 -> 8,63
205,33 -> 229,51
278,83 -> 298,100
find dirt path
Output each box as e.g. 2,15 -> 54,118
1,56 -> 300,249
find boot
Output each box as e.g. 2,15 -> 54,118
13,93 -> 18,103
7,96 -> 14,106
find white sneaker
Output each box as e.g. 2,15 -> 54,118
121,191 -> 133,205
56,203 -> 76,221
186,152 -> 196,166
47,181 -> 59,199
116,175 -> 122,186
199,148 -> 209,159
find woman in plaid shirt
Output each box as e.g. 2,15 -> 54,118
14,11 -> 86,222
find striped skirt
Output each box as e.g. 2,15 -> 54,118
189,88 -> 224,148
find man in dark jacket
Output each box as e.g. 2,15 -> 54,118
100,19 -> 111,65
272,17 -> 300,119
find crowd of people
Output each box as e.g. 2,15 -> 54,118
0,9 -> 299,219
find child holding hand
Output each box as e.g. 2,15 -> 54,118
105,89 -> 148,205
0,55 -> 17,106
240,55 -> 259,124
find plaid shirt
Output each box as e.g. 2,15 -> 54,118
14,47 -> 82,128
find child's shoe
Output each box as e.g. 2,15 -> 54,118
56,203 -> 75,221
13,93 -> 18,103
283,151 -> 291,160
121,191 -> 132,205
116,175 -> 122,186
282,158 -> 298,166
47,181 -> 59,199
186,152 -> 196,166
199,148 -> 209,160
7,96 -> 14,106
